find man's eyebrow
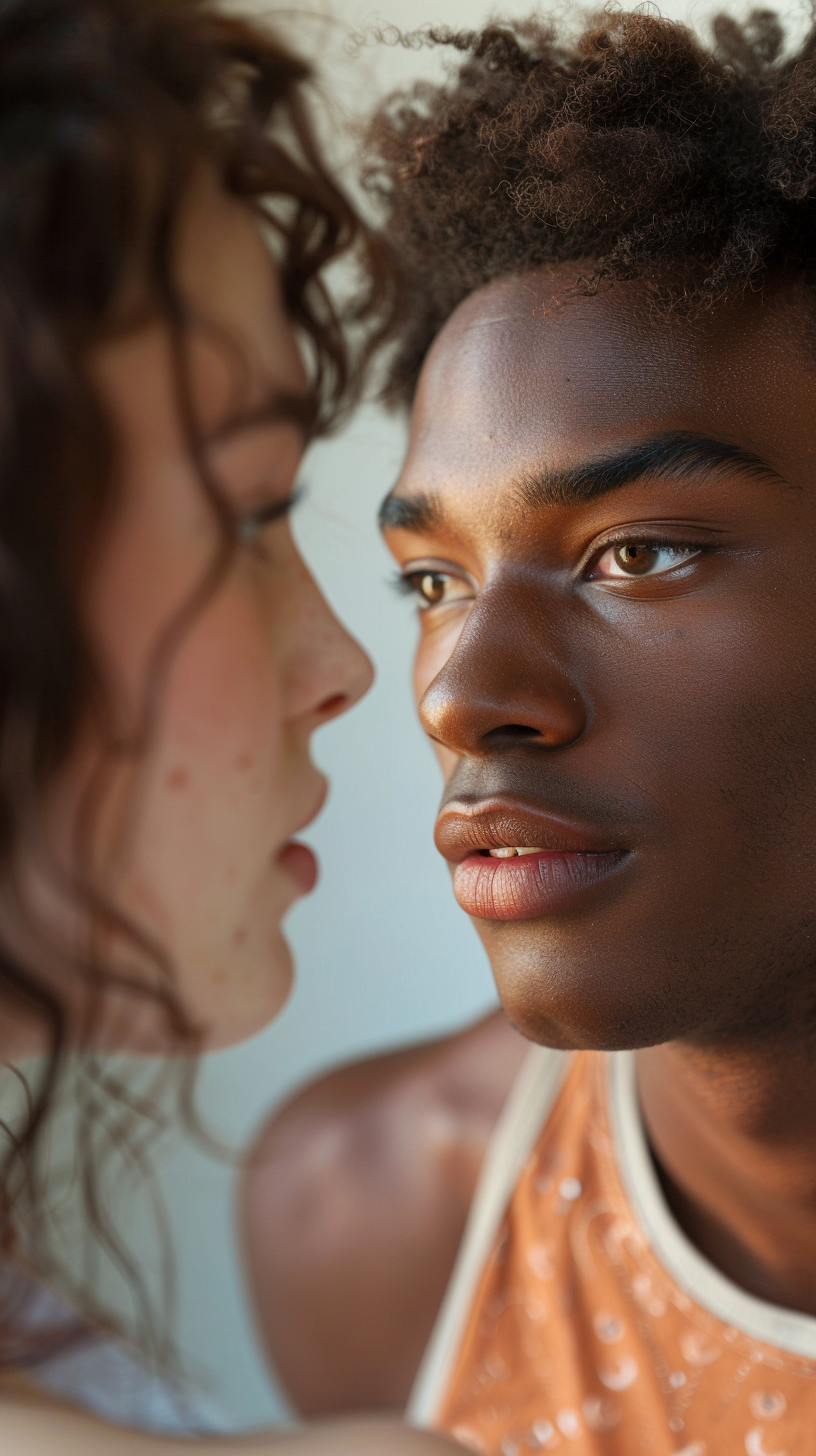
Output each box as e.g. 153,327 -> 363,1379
207,389 -> 318,446
378,490 -> 442,533
520,430 -> 787,509
378,431 -> 786,536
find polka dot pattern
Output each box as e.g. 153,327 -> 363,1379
436,1054 -> 816,1455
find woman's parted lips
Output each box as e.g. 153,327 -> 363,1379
287,772 -> 329,845
275,773 -> 328,896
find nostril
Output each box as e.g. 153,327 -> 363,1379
483,723 -> 542,744
319,693 -> 347,720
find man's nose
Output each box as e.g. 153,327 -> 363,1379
418,587 -> 587,755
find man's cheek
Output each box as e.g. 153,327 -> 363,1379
412,648 -> 435,714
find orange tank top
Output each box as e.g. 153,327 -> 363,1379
409,1048 -> 816,1456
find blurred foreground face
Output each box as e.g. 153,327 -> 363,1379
44,175 -> 371,1049
383,271 -> 816,1052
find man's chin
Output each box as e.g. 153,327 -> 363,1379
487,952 -> 693,1054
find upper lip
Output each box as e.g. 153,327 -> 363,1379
435,797 -> 624,864
285,774 -> 328,845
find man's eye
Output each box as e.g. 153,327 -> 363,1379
401,570 -> 472,609
588,541 -> 701,581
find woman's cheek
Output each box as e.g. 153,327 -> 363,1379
122,585 -> 285,935
166,579 -> 280,757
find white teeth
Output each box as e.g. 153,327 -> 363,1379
488,847 -> 544,858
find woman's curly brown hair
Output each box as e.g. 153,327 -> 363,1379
363,6 -> 816,401
0,0 -> 392,1377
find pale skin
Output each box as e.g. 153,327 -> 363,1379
1,173 -> 460,1456
243,267 -> 816,1413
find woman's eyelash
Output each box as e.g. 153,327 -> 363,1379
238,483 -> 304,540
254,481 -> 305,523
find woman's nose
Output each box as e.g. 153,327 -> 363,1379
288,568 -> 374,729
418,587 -> 586,755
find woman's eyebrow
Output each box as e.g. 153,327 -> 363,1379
518,431 -> 788,510
206,388 -> 318,446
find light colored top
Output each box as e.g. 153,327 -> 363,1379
5,1270 -> 228,1434
410,1047 -> 816,1455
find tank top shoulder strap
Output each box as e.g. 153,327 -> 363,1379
408,1042 -> 571,1427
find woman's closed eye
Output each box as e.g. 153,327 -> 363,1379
585,540 -> 707,582
236,486 -> 302,546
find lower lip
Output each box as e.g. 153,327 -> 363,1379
277,841 -> 318,896
453,850 -> 628,921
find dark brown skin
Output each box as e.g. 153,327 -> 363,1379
242,1010 -> 526,1414
244,267 -> 816,1410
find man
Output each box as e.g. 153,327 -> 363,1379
243,10 -> 816,1451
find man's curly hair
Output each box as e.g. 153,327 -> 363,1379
363,7 -> 816,401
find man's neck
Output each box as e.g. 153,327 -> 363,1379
636,1038 -> 816,1316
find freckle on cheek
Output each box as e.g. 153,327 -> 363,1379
235,752 -> 254,773
166,766 -> 190,791
212,967 -> 227,985
232,926 -> 247,948
131,879 -> 153,910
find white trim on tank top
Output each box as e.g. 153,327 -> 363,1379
407,1044 -> 568,1427
408,1046 -> 816,1429
608,1050 -> 816,1361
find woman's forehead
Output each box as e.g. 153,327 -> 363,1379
174,173 -> 308,427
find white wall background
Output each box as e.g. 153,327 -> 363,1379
142,0 -> 778,1429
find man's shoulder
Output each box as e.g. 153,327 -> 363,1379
241,1011 -> 531,1251
239,1011 -> 529,1415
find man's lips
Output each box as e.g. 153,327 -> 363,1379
436,799 -> 629,922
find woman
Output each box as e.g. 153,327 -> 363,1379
0,0 -> 459,1450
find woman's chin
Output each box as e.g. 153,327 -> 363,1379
197,932 -> 294,1050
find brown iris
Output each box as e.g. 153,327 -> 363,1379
613,543 -> 660,575
418,572 -> 446,604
